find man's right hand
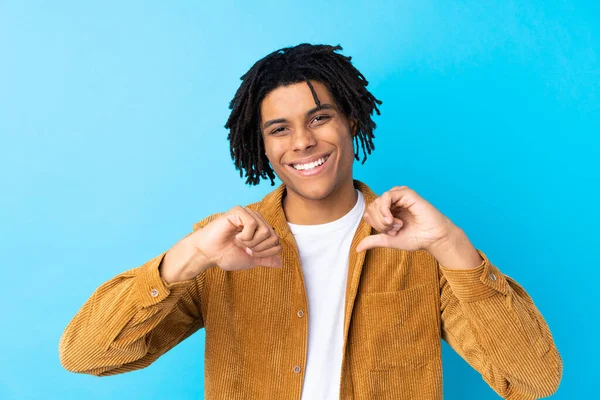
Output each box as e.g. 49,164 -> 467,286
194,206 -> 283,271
160,206 -> 283,284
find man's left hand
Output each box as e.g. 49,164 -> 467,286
356,186 -> 458,253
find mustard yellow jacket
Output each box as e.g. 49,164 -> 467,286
59,180 -> 563,399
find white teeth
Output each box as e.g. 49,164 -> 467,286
292,156 -> 328,171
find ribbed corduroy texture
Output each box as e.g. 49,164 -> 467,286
59,180 -> 563,399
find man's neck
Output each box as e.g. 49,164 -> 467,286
282,180 -> 358,225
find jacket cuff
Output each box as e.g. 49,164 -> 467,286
134,251 -> 196,308
439,249 -> 511,303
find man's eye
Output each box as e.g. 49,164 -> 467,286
270,127 -> 285,135
313,115 -> 331,123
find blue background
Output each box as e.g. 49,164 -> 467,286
1,1 -> 597,399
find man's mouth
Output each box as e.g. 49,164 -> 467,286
287,154 -> 331,177
291,155 -> 330,171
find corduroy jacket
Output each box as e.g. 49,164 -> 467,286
59,180 -> 563,399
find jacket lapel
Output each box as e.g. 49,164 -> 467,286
341,180 -> 378,363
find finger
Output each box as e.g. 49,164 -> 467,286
249,244 -> 282,259
362,210 -> 375,227
364,209 -> 389,235
225,212 -> 245,232
379,191 -> 396,227
386,218 -> 404,236
241,209 -> 272,248
388,186 -> 418,210
253,254 -> 282,268
231,206 -> 259,243
250,233 -> 281,253
367,201 -> 391,233
356,234 -> 390,252
247,209 -> 282,251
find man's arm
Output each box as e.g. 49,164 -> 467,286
437,244 -> 563,399
355,185 -> 563,397
59,204 -> 282,376
58,216 -> 218,376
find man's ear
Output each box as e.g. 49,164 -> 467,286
350,118 -> 358,136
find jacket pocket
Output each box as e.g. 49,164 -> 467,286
363,283 -> 440,371
368,364 -> 441,400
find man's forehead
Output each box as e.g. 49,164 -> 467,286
260,81 -> 335,116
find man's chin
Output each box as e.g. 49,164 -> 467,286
286,181 -> 333,202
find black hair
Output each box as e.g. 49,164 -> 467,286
225,43 -> 382,186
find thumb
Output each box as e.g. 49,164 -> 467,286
356,234 -> 390,252
254,254 -> 282,268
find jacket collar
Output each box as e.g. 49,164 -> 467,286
257,179 -> 378,237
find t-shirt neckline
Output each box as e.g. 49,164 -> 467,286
287,189 -> 365,235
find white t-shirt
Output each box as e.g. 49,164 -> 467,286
288,189 -> 365,400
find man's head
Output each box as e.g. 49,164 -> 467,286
225,43 -> 382,191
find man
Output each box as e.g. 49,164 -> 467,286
59,44 -> 562,399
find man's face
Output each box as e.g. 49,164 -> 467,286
260,80 -> 356,202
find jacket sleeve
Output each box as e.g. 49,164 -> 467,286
58,214 -> 220,376
438,249 -> 563,399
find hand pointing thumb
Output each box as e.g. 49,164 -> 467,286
252,254 -> 282,268
356,234 -> 392,253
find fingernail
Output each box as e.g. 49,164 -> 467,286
246,247 -> 253,256
384,217 -> 392,224
393,223 -> 401,229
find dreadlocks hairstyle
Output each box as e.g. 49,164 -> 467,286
225,43 -> 382,186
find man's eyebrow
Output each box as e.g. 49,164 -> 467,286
262,103 -> 336,130
305,103 -> 336,117
262,118 -> 287,130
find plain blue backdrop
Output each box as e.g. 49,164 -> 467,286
1,1 -> 597,399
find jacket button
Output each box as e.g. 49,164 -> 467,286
297,310 -> 304,318
150,289 -> 159,297
489,273 -> 497,282
293,366 -> 301,373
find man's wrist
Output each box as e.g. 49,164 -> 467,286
427,227 -> 484,271
160,236 -> 213,284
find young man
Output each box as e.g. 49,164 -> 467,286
59,44 -> 562,399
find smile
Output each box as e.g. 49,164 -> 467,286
288,154 -> 331,177
292,155 -> 329,170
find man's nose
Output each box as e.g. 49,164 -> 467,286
292,127 -> 317,152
